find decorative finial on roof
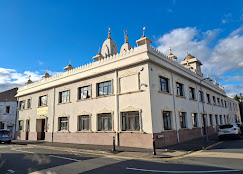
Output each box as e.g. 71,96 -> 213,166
143,27 -> 146,37
69,58 -> 71,65
124,30 -> 127,42
169,46 -> 172,54
42,68 -> 51,79
26,75 -> 33,85
64,58 -> 74,71
98,47 -> 101,54
108,27 -> 111,39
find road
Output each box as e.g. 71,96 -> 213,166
0,139 -> 243,174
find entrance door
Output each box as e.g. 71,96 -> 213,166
36,119 -> 45,140
26,120 -> 30,140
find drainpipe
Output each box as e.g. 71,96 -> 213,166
115,70 -> 119,146
171,72 -> 179,143
51,87 -> 55,142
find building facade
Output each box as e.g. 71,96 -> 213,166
0,88 -> 18,137
16,31 -> 241,149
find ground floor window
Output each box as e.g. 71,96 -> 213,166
0,122 -> 4,129
58,117 -> 68,131
18,120 -> 23,131
209,114 -> 213,126
78,115 -> 90,131
215,115 -> 218,125
192,113 -> 198,127
219,115 -> 223,125
179,112 -> 187,128
122,111 -> 140,131
98,113 -> 112,131
163,111 -> 172,130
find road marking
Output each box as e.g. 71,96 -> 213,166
49,155 -> 81,162
170,141 -> 223,160
12,149 -> 35,154
126,167 -> 240,173
6,169 -> 15,173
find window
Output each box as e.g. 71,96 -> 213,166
27,99 -> 31,109
0,122 -> 4,129
98,113 -> 112,131
221,99 -> 224,107
189,87 -> 195,100
98,81 -> 112,96
39,95 -> 47,107
199,91 -> 204,102
163,111 -> 172,130
213,96 -> 216,105
209,114 -> 213,126
206,94 -> 211,104
5,106 -> 10,114
78,115 -> 90,131
78,86 -> 91,100
192,113 -> 198,127
160,77 -> 169,93
224,115 -> 227,124
217,98 -> 220,106
215,115 -> 218,125
179,112 -> 187,128
176,82 -> 184,96
219,115 -> 223,124
59,90 -> 70,103
58,117 -> 68,131
224,100 -> 227,108
18,120 -> 24,131
122,111 -> 140,131
19,100 -> 25,110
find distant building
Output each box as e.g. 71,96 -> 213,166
0,88 -> 18,136
15,30 -> 241,148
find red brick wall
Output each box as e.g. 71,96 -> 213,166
153,130 -> 178,148
179,128 -> 202,142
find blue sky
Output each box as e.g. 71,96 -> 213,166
0,0 -> 242,96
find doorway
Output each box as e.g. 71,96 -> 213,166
26,120 -> 30,140
36,119 -> 45,140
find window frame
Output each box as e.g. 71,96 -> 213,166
78,85 -> 92,100
192,113 -> 198,127
19,100 -> 25,110
27,99 -> 31,109
176,82 -> 184,97
4,106 -> 10,114
121,111 -> 140,131
18,120 -> 24,131
206,93 -> 211,104
162,111 -> 172,130
209,114 -> 213,126
179,112 -> 187,128
97,81 -> 112,97
78,115 -> 90,131
199,91 -> 204,102
39,95 -> 48,107
212,96 -> 216,105
189,87 -> 195,100
97,113 -> 112,131
159,76 -> 170,93
59,90 -> 70,104
58,117 -> 69,131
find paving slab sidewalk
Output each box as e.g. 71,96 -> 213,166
11,134 -> 219,159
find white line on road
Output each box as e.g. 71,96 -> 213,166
126,167 -> 240,173
6,169 -> 15,173
12,149 -> 35,154
49,155 -> 81,162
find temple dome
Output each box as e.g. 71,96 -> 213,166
184,54 -> 195,61
120,34 -> 132,54
101,32 -> 118,57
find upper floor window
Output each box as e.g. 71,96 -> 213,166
160,77 -> 169,93
27,99 -> 31,109
176,82 -> 184,97
221,99 -> 224,107
199,91 -> 204,102
78,86 -> 91,100
4,106 -> 10,114
213,96 -> 216,105
59,90 -> 70,103
179,112 -> 187,128
122,111 -> 140,131
19,100 -> 25,110
217,98 -> 220,106
189,87 -> 195,100
39,95 -> 47,107
224,100 -> 227,108
206,94 -> 211,104
163,111 -> 172,130
98,81 -> 112,96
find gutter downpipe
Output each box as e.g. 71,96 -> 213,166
51,87 -> 55,142
171,72 -> 180,143
115,70 -> 119,146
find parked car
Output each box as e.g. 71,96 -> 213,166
218,123 -> 241,140
0,129 -> 12,144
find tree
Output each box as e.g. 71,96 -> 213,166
234,95 -> 240,102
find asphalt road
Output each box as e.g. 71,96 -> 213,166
0,139 -> 243,174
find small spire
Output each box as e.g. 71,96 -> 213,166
26,75 -> 32,85
108,27 -> 111,39
46,68 -> 49,73
143,27 -> 146,37
125,34 -> 128,43
124,30 -> 127,42
98,47 -> 101,54
169,46 -> 172,54
69,58 -> 71,65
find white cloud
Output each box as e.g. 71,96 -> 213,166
0,67 -> 59,93
222,13 -> 232,24
223,84 -> 243,97
38,60 -> 44,65
156,26 -> 243,97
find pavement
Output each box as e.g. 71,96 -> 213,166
11,134 -> 220,160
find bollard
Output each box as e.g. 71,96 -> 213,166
153,137 -> 156,155
112,136 -> 116,151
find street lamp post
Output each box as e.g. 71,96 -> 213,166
200,77 -> 211,142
